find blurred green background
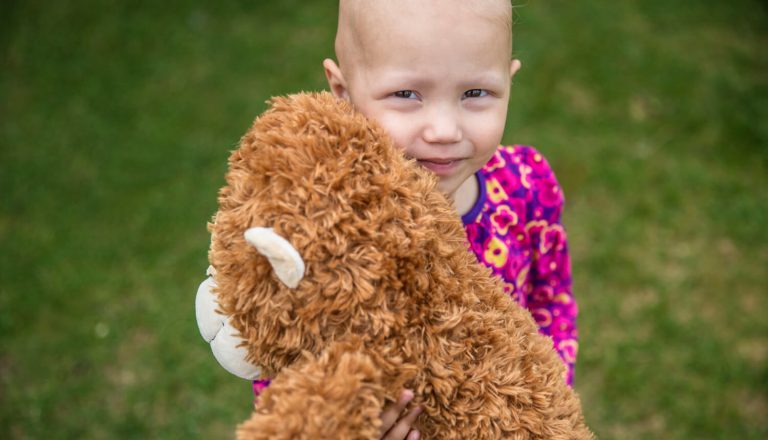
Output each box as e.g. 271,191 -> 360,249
1,0 -> 766,438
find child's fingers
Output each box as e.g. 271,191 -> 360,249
379,389 -> 414,436
406,429 -> 421,440
382,406 -> 422,440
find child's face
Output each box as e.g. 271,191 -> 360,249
325,0 -> 519,198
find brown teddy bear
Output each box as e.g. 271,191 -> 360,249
200,92 -> 594,439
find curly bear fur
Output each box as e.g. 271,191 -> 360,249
209,92 -> 594,439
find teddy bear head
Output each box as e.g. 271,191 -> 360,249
209,92 -> 467,378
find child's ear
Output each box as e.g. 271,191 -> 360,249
323,58 -> 350,101
510,59 -> 522,80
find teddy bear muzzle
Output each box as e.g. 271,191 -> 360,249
196,275 -> 263,380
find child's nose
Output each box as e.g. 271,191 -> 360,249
422,107 -> 462,144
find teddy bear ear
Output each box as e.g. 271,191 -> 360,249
244,227 -> 305,288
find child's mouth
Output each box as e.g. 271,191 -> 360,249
416,158 -> 462,176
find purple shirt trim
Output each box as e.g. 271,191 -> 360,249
461,172 -> 487,226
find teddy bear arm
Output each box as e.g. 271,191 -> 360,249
237,341 -> 388,440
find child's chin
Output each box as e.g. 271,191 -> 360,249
436,178 -> 461,199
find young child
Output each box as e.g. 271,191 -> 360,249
198,0 -> 578,438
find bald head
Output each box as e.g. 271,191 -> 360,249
334,0 -> 513,80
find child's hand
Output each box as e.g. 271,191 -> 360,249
379,389 -> 422,440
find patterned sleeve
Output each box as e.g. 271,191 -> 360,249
252,378 -> 271,400
519,147 -> 579,385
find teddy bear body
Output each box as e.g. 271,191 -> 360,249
209,92 -> 593,439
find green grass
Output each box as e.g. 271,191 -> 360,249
2,0 -> 766,438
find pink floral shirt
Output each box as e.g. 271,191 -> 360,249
462,145 -> 578,385
252,145 -> 578,397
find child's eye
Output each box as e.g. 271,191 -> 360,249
393,90 -> 418,99
464,89 -> 489,98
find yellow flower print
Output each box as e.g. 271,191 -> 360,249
515,266 -> 529,290
531,308 -> 553,327
484,237 -> 509,269
525,220 -> 565,255
486,152 -> 507,173
542,224 -> 565,254
557,339 -> 579,364
525,219 -> 547,235
490,205 -> 518,235
486,177 -> 509,204
519,164 -> 533,189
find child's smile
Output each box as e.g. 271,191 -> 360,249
413,157 -> 466,177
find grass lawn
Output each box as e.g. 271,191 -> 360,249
2,0 -> 766,438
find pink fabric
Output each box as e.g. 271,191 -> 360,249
462,145 -> 577,385
252,145 -> 578,398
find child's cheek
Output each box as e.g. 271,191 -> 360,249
469,107 -> 507,151
373,114 -> 417,153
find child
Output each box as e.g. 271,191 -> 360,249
198,0 -> 578,438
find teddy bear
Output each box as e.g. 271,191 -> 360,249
196,91 -> 594,439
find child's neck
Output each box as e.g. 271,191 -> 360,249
451,174 -> 479,217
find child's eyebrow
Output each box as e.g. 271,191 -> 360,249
373,71 -> 507,91
372,71 -> 432,88
458,74 -> 507,90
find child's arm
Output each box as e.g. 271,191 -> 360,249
522,148 -> 579,385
